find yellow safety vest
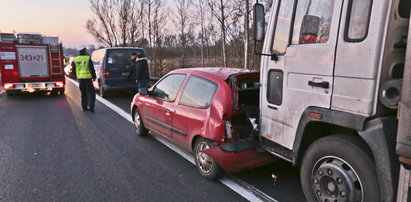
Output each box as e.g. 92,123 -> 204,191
74,56 -> 92,79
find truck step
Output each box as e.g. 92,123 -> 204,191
397,165 -> 411,202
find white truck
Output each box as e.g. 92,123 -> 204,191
396,14 -> 411,202
251,0 -> 410,201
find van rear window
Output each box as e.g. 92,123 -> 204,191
106,49 -> 144,66
399,0 -> 410,18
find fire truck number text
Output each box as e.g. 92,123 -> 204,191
19,55 -> 44,62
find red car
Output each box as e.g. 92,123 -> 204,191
130,67 -> 274,180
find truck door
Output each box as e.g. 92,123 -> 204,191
260,0 -> 343,150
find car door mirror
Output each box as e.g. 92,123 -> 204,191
139,88 -> 149,95
300,15 -> 320,43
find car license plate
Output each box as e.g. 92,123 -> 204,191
27,83 -> 43,88
122,72 -> 129,76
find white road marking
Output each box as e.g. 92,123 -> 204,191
67,77 -> 278,202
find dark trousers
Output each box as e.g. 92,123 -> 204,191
79,79 -> 96,110
137,79 -> 149,90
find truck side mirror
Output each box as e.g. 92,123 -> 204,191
300,15 -> 320,43
253,3 -> 265,42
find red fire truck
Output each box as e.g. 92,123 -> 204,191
0,33 -> 65,95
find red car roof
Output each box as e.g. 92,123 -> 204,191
169,67 -> 256,81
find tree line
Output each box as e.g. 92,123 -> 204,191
85,0 -> 273,77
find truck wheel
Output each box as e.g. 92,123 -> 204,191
133,108 -> 148,136
59,88 -> 65,95
50,89 -> 58,95
300,135 -> 380,202
194,138 -> 224,180
6,90 -> 15,96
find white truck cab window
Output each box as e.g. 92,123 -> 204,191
291,0 -> 335,44
271,0 -> 295,55
398,0 -> 410,18
346,0 -> 372,41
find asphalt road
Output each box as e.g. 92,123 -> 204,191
0,80 -> 305,202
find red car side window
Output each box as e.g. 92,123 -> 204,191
152,74 -> 186,102
179,76 -> 218,108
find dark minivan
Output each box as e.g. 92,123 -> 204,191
91,47 -> 145,97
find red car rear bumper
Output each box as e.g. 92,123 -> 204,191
201,141 -> 275,173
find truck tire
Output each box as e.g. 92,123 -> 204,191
50,89 -> 58,95
59,87 -> 65,95
194,138 -> 224,180
6,90 -> 15,96
300,134 -> 380,202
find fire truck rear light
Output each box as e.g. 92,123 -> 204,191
56,82 -> 64,87
103,70 -> 110,78
4,83 -> 14,89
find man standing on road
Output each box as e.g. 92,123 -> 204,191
133,52 -> 150,93
72,45 -> 97,113
128,53 -> 138,81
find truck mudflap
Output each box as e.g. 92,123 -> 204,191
359,117 -> 399,202
201,139 -> 275,173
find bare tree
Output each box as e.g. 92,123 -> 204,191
207,0 -> 235,67
244,0 -> 250,69
151,0 -> 168,77
173,0 -> 193,67
87,0 -> 116,46
117,0 -> 133,46
87,0 -> 146,47
83,0 -> 273,75
147,0 -> 154,48
196,0 -> 207,67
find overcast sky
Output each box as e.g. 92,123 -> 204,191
0,0 -> 96,48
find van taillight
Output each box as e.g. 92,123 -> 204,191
103,70 -> 110,78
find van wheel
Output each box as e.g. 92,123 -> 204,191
194,138 -> 224,180
300,135 -> 380,202
99,82 -> 108,98
133,108 -> 148,136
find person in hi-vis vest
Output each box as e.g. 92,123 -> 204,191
71,45 -> 97,113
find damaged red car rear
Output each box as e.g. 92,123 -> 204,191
130,67 -> 274,180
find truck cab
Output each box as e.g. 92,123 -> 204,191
253,0 -> 410,201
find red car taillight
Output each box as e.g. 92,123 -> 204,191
224,120 -> 233,139
103,70 -> 110,78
